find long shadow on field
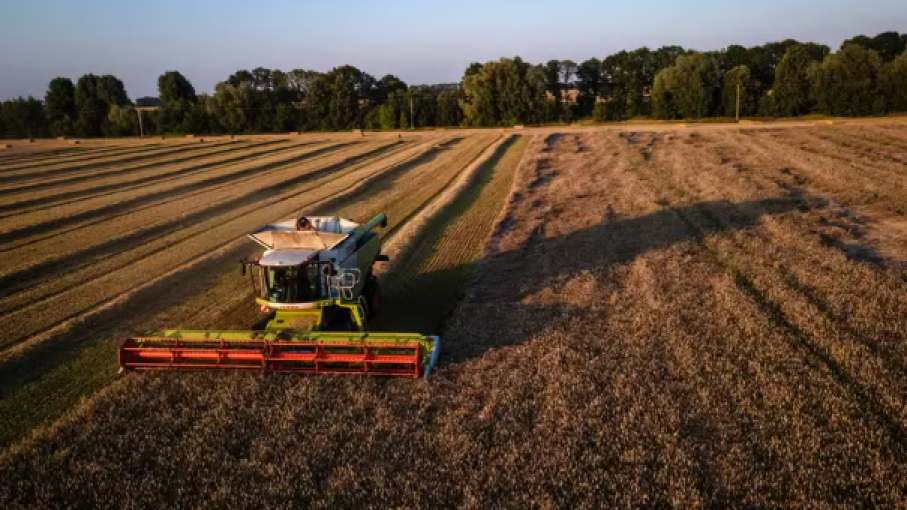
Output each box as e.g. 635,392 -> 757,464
313,138 -> 464,217
0,142 -> 234,185
0,140 -> 292,215
378,191 -> 907,450
374,197 -> 802,362
0,145 -> 136,165
1,140 -> 285,197
0,144 -> 167,169
0,141 -> 360,248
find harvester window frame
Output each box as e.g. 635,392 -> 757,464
254,261 -> 335,304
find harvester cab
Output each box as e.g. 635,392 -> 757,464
243,214 -> 387,331
118,213 -> 441,379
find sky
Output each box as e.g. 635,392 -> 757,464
0,0 -> 904,100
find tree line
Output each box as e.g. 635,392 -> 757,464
1,30 -> 906,138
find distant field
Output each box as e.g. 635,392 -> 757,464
2,121 -> 907,507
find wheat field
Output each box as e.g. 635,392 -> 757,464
2,122 -> 907,507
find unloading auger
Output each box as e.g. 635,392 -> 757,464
118,213 -> 441,379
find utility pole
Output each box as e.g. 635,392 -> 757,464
736,83 -> 741,122
410,96 -> 415,130
136,108 -> 145,138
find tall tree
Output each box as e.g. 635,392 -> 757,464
725,45 -> 751,69
0,97 -> 47,138
652,52 -> 718,119
209,82 -> 250,134
722,66 -> 757,117
158,71 -> 197,105
575,58 -> 602,117
880,50 -> 907,112
378,90 -> 407,129
75,74 -> 106,136
560,60 -> 577,87
107,104 -> 138,136
287,69 -> 320,100
461,57 -> 547,126
464,63 -> 484,77
97,75 -> 130,107
157,71 -> 198,133
543,60 -> 563,121
302,66 -> 368,130
813,44 -> 884,116
773,45 -> 816,116
378,75 -> 408,100
436,90 -> 464,126
842,31 -> 906,62
45,77 -> 77,136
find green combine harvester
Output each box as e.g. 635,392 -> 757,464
118,213 -> 441,379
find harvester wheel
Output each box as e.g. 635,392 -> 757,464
363,280 -> 379,319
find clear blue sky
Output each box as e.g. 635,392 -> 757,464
1,0 -> 904,100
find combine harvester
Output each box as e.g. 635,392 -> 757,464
118,213 -> 441,379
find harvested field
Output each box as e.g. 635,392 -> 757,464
2,122 -> 907,507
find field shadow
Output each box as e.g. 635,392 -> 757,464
312,138 -> 464,215
0,139 -> 291,217
373,197 -> 801,364
0,141 -> 359,247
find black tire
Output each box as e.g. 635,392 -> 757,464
363,279 -> 379,319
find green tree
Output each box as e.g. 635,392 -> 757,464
302,66 -> 369,130
880,50 -> 907,112
157,71 -> 198,133
209,82 -> 250,134
651,53 -> 718,119
773,45 -> 816,116
436,90 -> 463,126
273,103 -> 297,132
75,74 -> 106,136
287,69 -> 320,100
575,58 -> 602,117
872,32 -> 903,62
461,57 -> 547,126
544,60 -> 562,121
722,66 -> 758,117
757,93 -> 778,117
107,105 -> 138,136
813,44 -> 883,116
158,71 -> 197,105
378,89 -> 407,129
842,31 -> 905,62
98,75 -> 130,107
45,77 -> 77,137
464,63 -> 483,77
378,75 -> 407,99
0,97 -> 48,138
726,45 -> 751,69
